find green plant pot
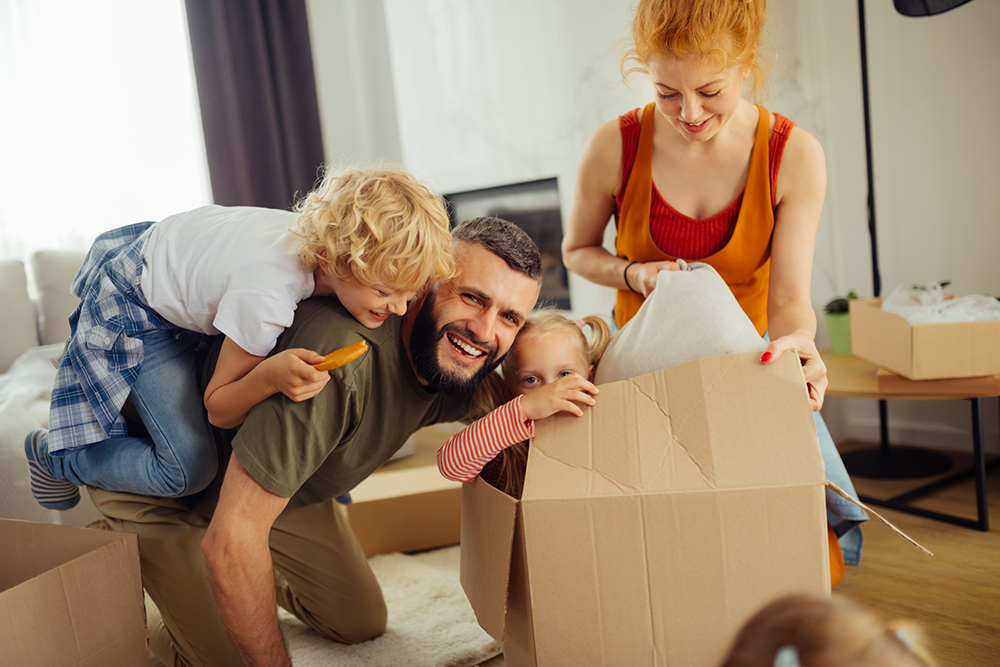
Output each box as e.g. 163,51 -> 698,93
824,312 -> 851,355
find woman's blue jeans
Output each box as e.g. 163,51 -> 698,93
44,328 -> 218,497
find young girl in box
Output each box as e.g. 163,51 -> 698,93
437,311 -> 610,499
27,164 -> 455,509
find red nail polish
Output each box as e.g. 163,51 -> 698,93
760,352 -> 772,363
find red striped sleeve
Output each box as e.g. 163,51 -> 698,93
436,396 -> 535,482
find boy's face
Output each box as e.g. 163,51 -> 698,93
406,243 -> 539,393
333,276 -> 418,329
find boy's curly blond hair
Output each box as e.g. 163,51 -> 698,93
293,164 -> 455,289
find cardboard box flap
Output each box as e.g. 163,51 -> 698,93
460,477 -> 518,642
0,534 -> 147,667
522,352 -> 824,502
0,520 -> 141,600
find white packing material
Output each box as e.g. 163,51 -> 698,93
595,261 -> 767,385
882,284 -> 1000,325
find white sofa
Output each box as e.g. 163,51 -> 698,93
0,251 -> 102,526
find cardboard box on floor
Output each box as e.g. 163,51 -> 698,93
348,465 -> 462,557
0,519 -> 147,666
851,297 -> 1000,380
461,352 -> 830,667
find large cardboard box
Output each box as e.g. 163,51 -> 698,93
461,352 -> 830,667
0,519 -> 147,666
851,297 -> 1000,380
348,465 -> 462,556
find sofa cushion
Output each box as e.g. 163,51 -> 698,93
0,260 -> 40,374
30,250 -> 85,346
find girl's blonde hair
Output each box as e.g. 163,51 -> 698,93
622,0 -> 772,102
489,312 -> 612,499
293,164 -> 455,290
720,594 -> 937,667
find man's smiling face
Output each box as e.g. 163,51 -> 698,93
407,243 -> 539,394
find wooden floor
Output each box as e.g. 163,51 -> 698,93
835,440 -> 1000,667
476,440 -> 1000,667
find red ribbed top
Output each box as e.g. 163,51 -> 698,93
616,108 -> 795,260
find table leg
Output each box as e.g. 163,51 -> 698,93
856,397 -> 995,531
842,400 -> 952,479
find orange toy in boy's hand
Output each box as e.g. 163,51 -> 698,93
313,341 -> 368,371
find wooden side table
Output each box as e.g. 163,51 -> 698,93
822,351 -> 999,531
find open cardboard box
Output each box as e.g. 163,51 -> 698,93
851,297 -> 1000,380
0,519 -> 147,666
461,352 -> 830,667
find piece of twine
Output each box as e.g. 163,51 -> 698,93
825,478 -> 934,556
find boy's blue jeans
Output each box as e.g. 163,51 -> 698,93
43,328 -> 218,497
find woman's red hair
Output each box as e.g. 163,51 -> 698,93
622,0 -> 771,101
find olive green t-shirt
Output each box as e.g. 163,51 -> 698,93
205,297 -> 473,509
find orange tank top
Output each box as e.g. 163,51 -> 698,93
614,103 -> 788,335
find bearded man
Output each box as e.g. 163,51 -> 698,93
88,216 -> 543,667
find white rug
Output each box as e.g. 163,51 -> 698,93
152,546 -> 500,667
280,546 -> 500,667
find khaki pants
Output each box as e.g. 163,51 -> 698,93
89,487 -> 386,667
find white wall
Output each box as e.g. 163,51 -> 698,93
304,0 -> 403,166
380,0 -> 647,319
814,0 -> 1000,452
307,0 -> 1000,452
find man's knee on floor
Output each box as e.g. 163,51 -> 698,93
316,595 -> 388,645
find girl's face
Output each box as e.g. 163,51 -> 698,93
506,331 -> 593,397
647,53 -> 748,143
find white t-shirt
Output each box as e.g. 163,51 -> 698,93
139,205 -> 315,357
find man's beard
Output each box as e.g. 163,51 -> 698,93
409,294 -> 502,394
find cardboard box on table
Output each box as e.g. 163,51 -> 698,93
0,519 -> 147,666
851,297 -> 1000,380
461,352 -> 830,667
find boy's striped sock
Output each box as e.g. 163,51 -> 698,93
24,429 -> 80,510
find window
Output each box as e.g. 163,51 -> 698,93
0,0 -> 211,263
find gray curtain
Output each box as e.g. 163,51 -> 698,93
185,0 -> 325,209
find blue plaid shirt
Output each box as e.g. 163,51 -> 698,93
47,222 -> 213,455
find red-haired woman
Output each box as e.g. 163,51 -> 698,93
562,0 -> 867,570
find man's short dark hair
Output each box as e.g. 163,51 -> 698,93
452,216 -> 543,283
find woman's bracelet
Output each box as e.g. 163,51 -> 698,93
623,261 -> 640,294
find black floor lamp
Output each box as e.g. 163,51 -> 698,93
840,0 -> 976,479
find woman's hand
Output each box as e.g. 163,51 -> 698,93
759,330 -> 828,411
260,349 -> 331,402
518,374 -> 599,421
626,260 -> 681,298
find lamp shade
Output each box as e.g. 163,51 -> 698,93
893,0 -> 975,16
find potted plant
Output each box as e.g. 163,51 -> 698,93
823,290 -> 857,355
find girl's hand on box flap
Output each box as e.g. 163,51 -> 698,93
760,330 -> 828,411
518,373 -> 599,421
